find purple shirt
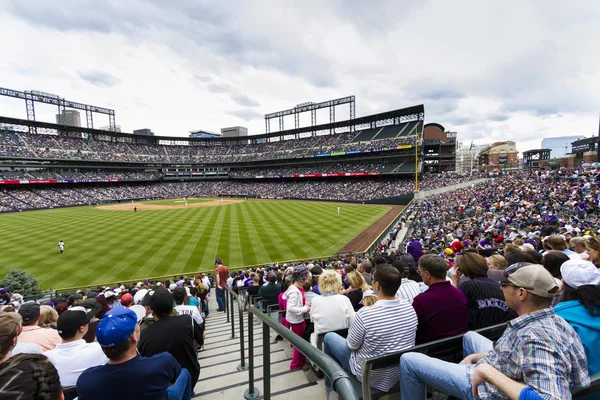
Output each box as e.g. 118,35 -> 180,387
412,281 -> 468,344
406,240 -> 423,262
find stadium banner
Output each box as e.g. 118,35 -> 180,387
0,179 -> 121,185
315,153 -> 330,157
396,144 -> 412,150
291,172 -> 381,178
346,150 -> 362,154
331,151 -> 345,156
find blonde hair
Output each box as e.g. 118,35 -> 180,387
38,305 -> 58,328
346,271 -> 370,292
361,296 -> 377,307
512,238 -> 524,246
487,254 -> 507,270
318,270 -> 342,294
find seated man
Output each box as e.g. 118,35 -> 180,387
76,307 -> 192,400
323,264 -> 417,393
138,288 -> 203,387
44,305 -> 108,386
17,303 -> 61,351
412,254 -> 468,344
400,263 -> 590,400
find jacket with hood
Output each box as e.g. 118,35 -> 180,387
554,300 -> 600,375
283,284 -> 307,324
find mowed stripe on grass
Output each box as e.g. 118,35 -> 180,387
0,200 -> 390,289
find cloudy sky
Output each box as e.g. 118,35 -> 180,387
0,0 -> 598,153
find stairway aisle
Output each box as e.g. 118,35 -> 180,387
193,290 -> 328,399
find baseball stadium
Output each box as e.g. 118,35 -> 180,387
1,88 -> 599,400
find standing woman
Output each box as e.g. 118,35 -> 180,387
283,265 -> 311,370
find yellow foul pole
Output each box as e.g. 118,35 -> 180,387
415,123 -> 419,192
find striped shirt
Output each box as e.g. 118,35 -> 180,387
396,278 -> 420,304
347,298 -> 417,391
466,308 -> 590,400
459,277 -> 517,330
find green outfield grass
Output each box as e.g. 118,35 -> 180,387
0,200 -> 390,289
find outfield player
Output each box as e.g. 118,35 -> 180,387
58,240 -> 65,254
337,206 -> 340,214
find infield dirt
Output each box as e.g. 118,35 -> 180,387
98,198 -> 246,211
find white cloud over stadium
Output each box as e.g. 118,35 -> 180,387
0,0 -> 598,152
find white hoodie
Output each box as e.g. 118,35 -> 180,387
283,284 -> 308,324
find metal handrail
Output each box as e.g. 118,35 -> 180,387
246,305 -> 359,400
224,286 -> 248,372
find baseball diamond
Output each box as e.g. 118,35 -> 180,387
0,199 -> 392,289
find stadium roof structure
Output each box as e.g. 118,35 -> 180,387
0,104 -> 424,146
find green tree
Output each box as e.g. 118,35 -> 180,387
0,269 -> 42,298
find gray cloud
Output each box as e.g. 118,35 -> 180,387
227,108 -> 263,121
230,93 -> 259,107
77,70 -> 121,88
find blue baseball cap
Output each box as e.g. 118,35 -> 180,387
215,258 -> 222,265
96,307 -> 138,348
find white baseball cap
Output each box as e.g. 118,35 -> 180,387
561,259 -> 600,289
133,289 -> 148,305
104,290 -> 115,299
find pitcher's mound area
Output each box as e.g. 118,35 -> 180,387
98,198 -> 245,211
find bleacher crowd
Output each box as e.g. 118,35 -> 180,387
0,172 -> 482,212
1,169 -> 599,399
1,128 -> 414,164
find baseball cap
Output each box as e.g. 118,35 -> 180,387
96,307 -> 138,348
104,290 -> 115,299
120,293 -> 133,307
18,303 -> 40,324
57,307 -> 90,337
359,290 -> 378,305
292,265 -> 309,281
55,302 -> 69,315
133,289 -> 148,305
561,259 -> 600,289
0,311 -> 22,345
215,258 -> 222,265
142,288 -> 174,314
79,299 -> 103,319
488,262 -> 559,299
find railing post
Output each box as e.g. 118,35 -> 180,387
225,289 -> 230,323
244,310 -> 259,399
230,291 -> 236,339
237,296 -> 247,371
263,320 -> 271,399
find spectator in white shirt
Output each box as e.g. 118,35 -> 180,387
44,306 -> 108,386
309,270 -> 355,349
172,287 -> 203,327
392,259 -> 420,304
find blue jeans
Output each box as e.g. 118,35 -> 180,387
215,288 -> 225,310
323,332 -> 353,390
462,331 -> 493,359
167,368 -> 192,400
399,331 -> 494,400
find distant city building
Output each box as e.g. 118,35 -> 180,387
99,125 -> 122,132
478,141 -> 519,170
221,126 -> 248,138
55,110 -> 81,127
456,142 -> 490,174
422,123 -> 457,173
134,128 -> 154,136
541,136 -> 585,158
189,129 -> 222,139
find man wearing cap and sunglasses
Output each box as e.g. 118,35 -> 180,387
44,304 -> 108,387
400,262 -> 590,400
76,307 -> 192,400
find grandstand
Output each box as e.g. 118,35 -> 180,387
0,105 -> 426,212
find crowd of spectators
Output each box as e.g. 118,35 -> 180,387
1,168 -> 600,398
0,173 -> 478,211
0,128 -> 416,163
0,170 -> 162,181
